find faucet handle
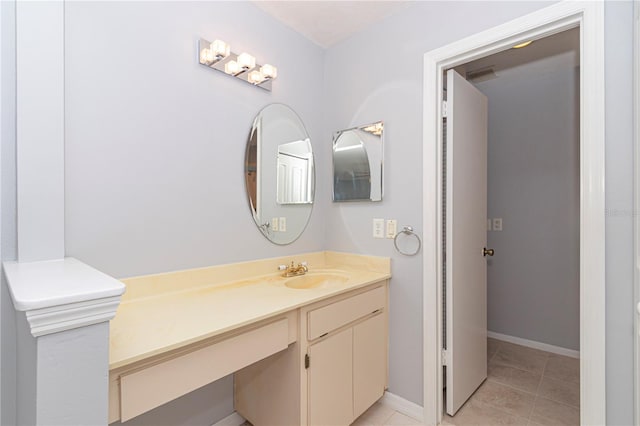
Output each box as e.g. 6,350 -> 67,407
277,264 -> 287,271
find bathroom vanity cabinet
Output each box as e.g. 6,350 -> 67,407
108,251 -> 390,424
235,281 -> 388,426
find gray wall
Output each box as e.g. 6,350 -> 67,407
322,0 -> 559,406
0,1 -> 634,425
475,63 -> 580,351
64,1 -> 327,279
604,2 -> 635,424
1,0 -> 17,425
63,2 -> 325,425
323,1 -> 635,422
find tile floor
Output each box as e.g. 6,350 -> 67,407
442,338 -> 580,426
353,338 -> 579,426
352,402 -> 422,426
246,338 -> 580,426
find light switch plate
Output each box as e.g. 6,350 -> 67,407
373,218 -> 385,238
493,218 -> 503,231
386,219 -> 397,238
487,219 -> 492,231
271,217 -> 279,232
279,217 -> 287,232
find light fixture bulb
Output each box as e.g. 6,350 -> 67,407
513,40 -> 533,49
210,39 -> 230,59
248,70 -> 265,85
260,64 -> 277,80
199,48 -> 214,65
237,53 -> 256,70
225,60 -> 241,75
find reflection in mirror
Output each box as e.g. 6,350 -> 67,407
277,139 -> 313,204
332,121 -> 383,202
245,104 -> 314,245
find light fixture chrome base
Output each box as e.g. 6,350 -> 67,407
198,38 -> 273,92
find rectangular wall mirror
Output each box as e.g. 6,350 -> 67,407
332,121 -> 383,202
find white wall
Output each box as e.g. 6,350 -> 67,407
64,1 -> 327,279
474,63 -> 580,351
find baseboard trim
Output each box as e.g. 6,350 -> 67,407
380,391 -> 424,422
211,412 -> 245,426
488,331 -> 580,359
217,394 -> 424,425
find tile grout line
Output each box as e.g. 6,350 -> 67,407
450,340 -> 579,426
529,350 -> 551,424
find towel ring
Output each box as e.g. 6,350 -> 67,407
393,226 -> 421,256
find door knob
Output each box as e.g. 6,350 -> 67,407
483,247 -> 495,257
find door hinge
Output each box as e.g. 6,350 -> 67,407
441,349 -> 448,366
305,353 -> 310,369
442,101 -> 448,118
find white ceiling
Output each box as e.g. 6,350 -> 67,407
251,1 -> 410,48
252,2 -> 578,77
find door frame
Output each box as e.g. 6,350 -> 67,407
633,1 -> 639,424
422,2 -> 605,425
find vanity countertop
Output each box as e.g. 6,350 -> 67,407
109,251 -> 390,370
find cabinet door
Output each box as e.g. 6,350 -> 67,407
308,328 -> 353,426
353,313 -> 387,418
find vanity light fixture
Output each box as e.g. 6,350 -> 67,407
198,37 -> 277,91
225,60 -> 241,76
199,39 -> 230,66
248,70 -> 266,85
260,64 -> 278,80
363,122 -> 384,136
237,52 -> 256,70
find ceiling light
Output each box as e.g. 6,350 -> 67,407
512,40 -> 533,49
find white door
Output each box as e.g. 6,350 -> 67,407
445,69 -> 489,415
277,152 -> 310,204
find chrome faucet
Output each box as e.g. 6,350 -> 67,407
279,261 -> 308,277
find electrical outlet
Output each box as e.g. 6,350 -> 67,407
279,217 -> 286,232
492,218 -> 503,231
373,218 -> 385,238
386,219 -> 397,238
271,217 -> 279,232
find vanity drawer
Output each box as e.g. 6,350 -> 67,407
308,285 -> 385,340
119,318 -> 289,422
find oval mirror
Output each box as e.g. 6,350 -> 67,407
332,121 -> 383,202
245,104 -> 314,245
